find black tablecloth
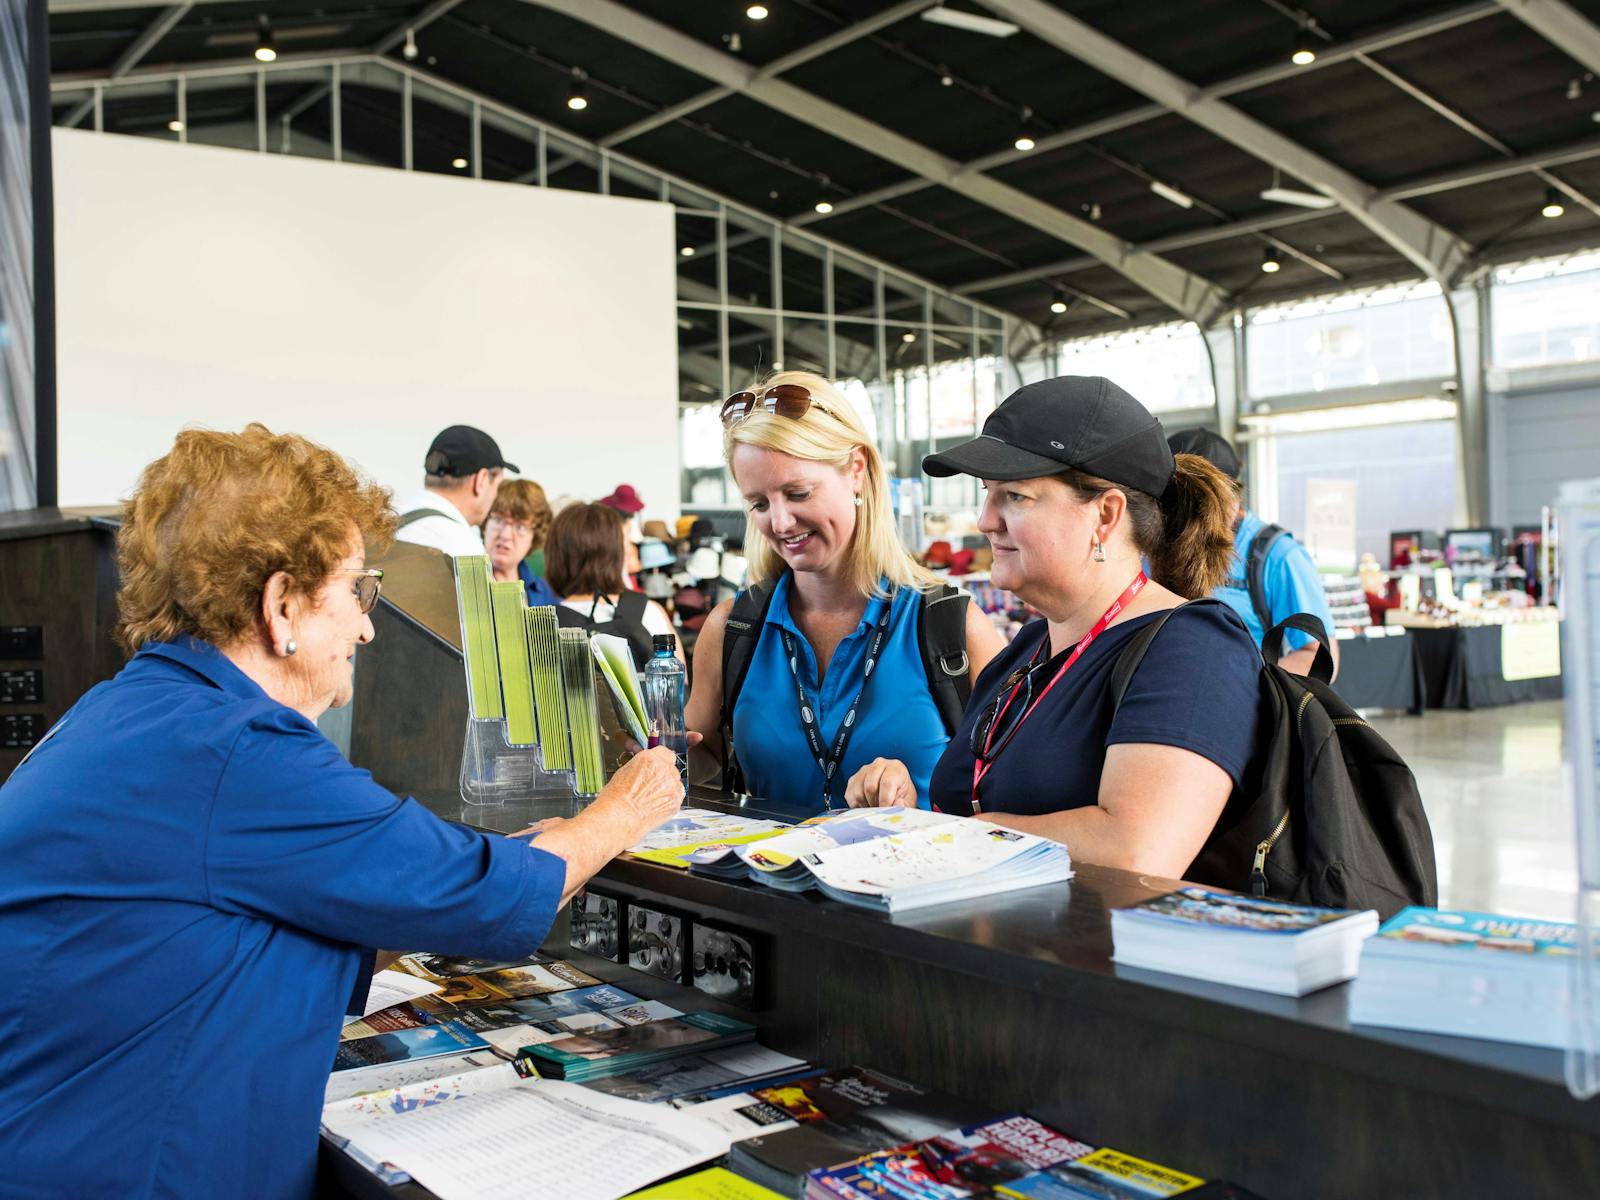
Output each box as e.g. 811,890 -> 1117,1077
1409,625 -> 1564,710
1331,634 -> 1425,713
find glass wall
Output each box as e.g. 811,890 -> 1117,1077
1,0 -> 39,511
1490,252 -> 1600,370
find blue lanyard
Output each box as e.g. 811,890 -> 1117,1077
779,599 -> 894,809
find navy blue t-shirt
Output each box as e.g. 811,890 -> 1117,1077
928,603 -> 1264,818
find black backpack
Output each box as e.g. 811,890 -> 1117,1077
556,591 -> 654,670
718,577 -> 972,792
1240,522 -> 1287,634
1111,603 -> 1438,919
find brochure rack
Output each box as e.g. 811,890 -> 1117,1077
1560,478 -> 1600,1099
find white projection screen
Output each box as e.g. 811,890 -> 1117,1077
51,128 -> 680,516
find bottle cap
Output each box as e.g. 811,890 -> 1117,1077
652,634 -> 677,653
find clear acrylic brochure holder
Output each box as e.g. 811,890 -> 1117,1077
455,558 -> 575,811
1561,480 -> 1600,1099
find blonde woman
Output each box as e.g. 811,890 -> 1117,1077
685,371 -> 1003,814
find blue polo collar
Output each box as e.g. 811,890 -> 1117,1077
137,635 -> 275,703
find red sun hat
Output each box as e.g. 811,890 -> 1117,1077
599,484 -> 645,514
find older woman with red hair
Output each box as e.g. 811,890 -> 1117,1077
0,424 -> 683,1200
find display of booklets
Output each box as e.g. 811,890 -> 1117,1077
397,957 -> 601,1013
672,1088 -> 804,1139
796,818 -> 1073,914
453,988 -> 682,1058
490,579 -> 538,745
324,1049 -> 505,1105
1110,886 -> 1379,997
518,1011 -> 756,1082
559,627 -> 607,793
526,605 -> 572,770
806,1112 -> 1216,1200
1348,906 -> 1575,1047
327,1076 -> 730,1200
728,1067 -> 987,1198
688,807 -> 958,891
454,555 -> 502,720
627,1166 -> 786,1199
593,632 -> 649,745
584,1044 -> 809,1105
331,1020 -> 489,1072
630,808 -> 795,869
341,1003 -> 433,1041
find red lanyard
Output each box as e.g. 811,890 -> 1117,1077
971,571 -> 1147,813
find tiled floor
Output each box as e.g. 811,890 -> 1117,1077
1369,701 -> 1574,921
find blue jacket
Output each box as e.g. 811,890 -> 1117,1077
519,559 -> 559,607
0,636 -> 564,1199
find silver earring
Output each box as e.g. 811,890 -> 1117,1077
854,495 -> 864,507
283,640 -> 298,656
1092,539 -> 1106,563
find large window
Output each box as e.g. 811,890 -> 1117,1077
1054,323 -> 1212,413
1490,252 -> 1600,371
1247,282 -> 1454,398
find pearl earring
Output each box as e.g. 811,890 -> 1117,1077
853,495 -> 864,507
1092,539 -> 1106,563
283,640 -> 298,656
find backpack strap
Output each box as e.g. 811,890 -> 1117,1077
1109,598 -> 1234,716
1244,523 -> 1287,635
395,508 -> 440,531
615,589 -> 649,624
916,585 -> 972,735
1262,613 -> 1336,684
718,578 -> 777,792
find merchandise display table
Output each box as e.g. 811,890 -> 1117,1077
1409,624 -> 1564,709
323,788 -> 1600,1200
1329,632 -> 1424,713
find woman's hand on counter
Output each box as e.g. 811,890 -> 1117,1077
844,758 -> 916,809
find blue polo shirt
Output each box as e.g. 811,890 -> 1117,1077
1217,511 -> 1336,652
731,576 -> 948,815
0,636 -> 564,1200
518,558 -> 559,607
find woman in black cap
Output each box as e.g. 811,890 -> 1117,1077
844,377 -> 1263,880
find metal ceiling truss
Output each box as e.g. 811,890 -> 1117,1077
58,2 -> 190,128
1495,0 -> 1600,75
975,0 -> 1472,288
518,0 -> 1232,327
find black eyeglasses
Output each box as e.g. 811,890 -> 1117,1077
720,384 -> 840,426
333,568 -> 384,614
969,655 -> 1049,763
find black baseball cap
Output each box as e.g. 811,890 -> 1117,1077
424,425 -> 519,476
1167,427 -> 1241,480
923,376 -> 1174,498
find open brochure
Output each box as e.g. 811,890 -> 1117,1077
687,807 -> 958,891
628,809 -> 794,868
591,633 -> 648,745
326,1075 -> 730,1200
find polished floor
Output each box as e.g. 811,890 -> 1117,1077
1370,701 -> 1574,921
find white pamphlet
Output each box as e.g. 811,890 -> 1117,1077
359,969 -> 443,1017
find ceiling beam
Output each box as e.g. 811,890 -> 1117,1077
1495,0 -> 1600,74
600,0 -> 928,150
59,3 -> 191,127
520,0 -> 1231,326
975,0 -> 1472,286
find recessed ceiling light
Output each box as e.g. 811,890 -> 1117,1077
680,245 -> 696,257
452,157 -> 468,169
1049,294 -> 1068,314
1013,107 -> 1037,153
1261,247 -> 1283,273
746,3 -> 769,18
1013,132 -> 1035,151
1542,189 -> 1566,219
167,119 -> 184,133
921,5 -> 1018,37
814,199 -> 834,214
254,29 -> 276,63
1290,28 -> 1316,66
567,73 -> 588,110
901,331 -> 917,343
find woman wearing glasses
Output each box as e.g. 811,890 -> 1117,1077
846,377 -> 1263,880
0,425 -> 685,1199
483,476 -> 558,606
685,370 -> 1004,814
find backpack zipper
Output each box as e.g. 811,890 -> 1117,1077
1252,809 -> 1291,896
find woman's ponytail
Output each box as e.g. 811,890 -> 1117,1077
1149,452 -> 1240,598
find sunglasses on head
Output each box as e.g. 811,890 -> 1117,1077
720,384 -> 840,427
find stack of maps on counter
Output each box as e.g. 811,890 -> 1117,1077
630,806 -> 1073,914
1348,907 -> 1576,1047
1110,887 -> 1379,996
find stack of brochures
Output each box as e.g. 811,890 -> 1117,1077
488,580 -> 538,744
558,626 -> 606,793
1348,907 -> 1574,1047
525,606 -> 571,770
688,807 -> 957,891
453,555 -> 503,720
790,818 -> 1072,914
629,808 -> 795,868
517,1011 -> 757,1082
587,1045 -> 811,1105
1111,887 -> 1378,997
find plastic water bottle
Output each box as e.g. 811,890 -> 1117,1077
643,634 -> 688,785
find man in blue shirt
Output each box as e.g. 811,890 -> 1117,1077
1167,429 -> 1339,680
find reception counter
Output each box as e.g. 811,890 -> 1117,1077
320,785 -> 1600,1200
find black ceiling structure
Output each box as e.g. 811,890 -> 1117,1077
45,0 -> 1600,337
